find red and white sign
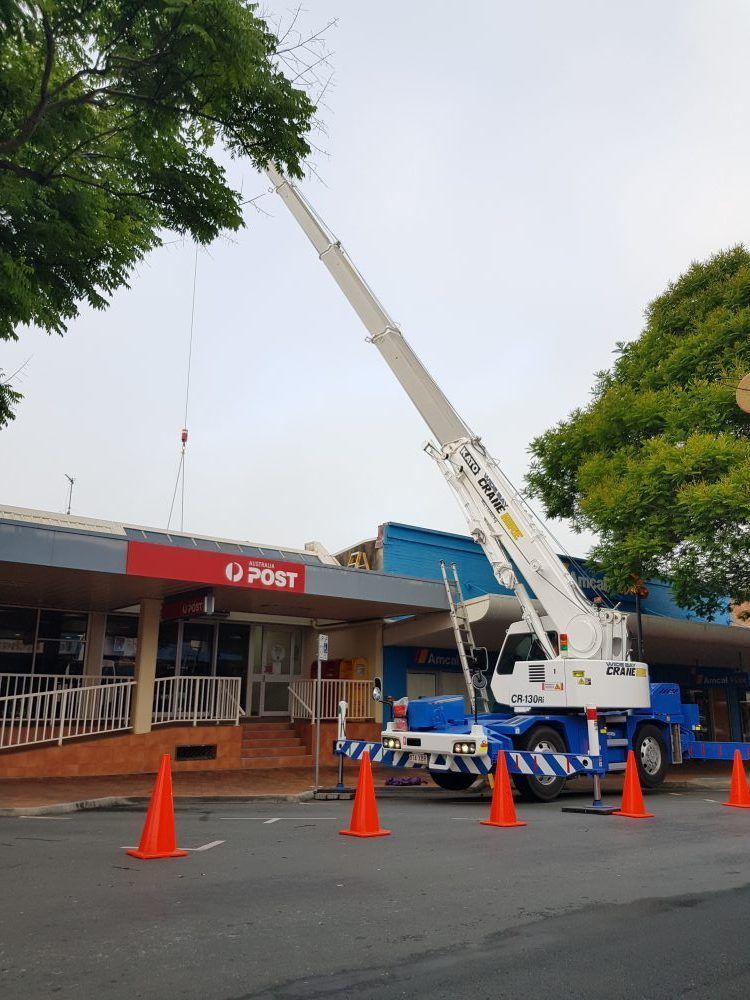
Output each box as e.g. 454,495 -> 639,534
161,590 -> 215,621
126,541 -> 306,593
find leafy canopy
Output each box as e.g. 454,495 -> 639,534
526,246 -> 750,619
0,0 -> 315,426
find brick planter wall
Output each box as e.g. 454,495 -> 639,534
0,724 -> 243,779
291,720 -> 381,765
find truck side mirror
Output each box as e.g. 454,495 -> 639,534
372,677 -> 383,702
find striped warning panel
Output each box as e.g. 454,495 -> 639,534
505,750 -> 597,777
333,741 -> 599,776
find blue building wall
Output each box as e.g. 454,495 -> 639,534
381,521 -> 729,624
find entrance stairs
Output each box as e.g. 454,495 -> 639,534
240,720 -> 313,769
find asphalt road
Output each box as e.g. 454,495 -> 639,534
1,790 -> 749,999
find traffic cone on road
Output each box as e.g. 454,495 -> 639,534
339,751 -> 391,838
481,752 -> 526,828
723,750 -> 750,809
613,750 -> 654,819
126,754 -> 188,859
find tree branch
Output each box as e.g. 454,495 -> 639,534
0,10 -> 56,156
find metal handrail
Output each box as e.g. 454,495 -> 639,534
152,675 -> 242,726
0,680 -> 136,750
288,683 -> 314,723
288,679 -> 372,721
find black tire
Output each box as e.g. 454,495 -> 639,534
429,770 -> 478,791
511,725 -> 567,803
633,723 -> 668,789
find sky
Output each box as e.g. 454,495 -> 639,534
2,1 -> 750,559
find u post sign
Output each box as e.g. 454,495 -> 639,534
126,541 -> 306,594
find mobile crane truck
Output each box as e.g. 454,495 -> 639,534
266,164 -> 750,805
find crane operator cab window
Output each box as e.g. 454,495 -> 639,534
495,631 -> 559,676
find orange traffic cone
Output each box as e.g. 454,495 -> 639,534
126,754 -> 188,859
723,750 -> 750,809
613,750 -> 654,819
339,751 -> 391,838
481,752 -> 526,828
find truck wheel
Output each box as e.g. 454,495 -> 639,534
429,771 -> 479,791
633,724 -> 668,788
511,726 -> 567,803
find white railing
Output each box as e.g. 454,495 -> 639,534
0,680 -> 136,750
152,675 -> 242,726
289,678 -> 373,722
0,672 -> 90,699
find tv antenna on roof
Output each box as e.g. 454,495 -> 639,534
64,474 -> 75,516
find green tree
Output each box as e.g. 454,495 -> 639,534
0,0 -> 317,427
526,246 -> 750,620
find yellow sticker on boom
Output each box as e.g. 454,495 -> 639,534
500,512 -> 523,539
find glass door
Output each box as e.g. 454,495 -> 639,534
216,622 -> 252,712
258,626 -> 301,716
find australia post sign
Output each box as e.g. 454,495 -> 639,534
126,541 -> 306,594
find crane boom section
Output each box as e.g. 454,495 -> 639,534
266,166 -> 628,661
267,166 -> 468,447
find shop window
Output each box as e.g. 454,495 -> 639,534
103,614 -> 138,678
0,606 -> 37,684
180,623 -> 214,676
34,610 -> 88,675
740,693 -> 750,743
156,621 -> 179,678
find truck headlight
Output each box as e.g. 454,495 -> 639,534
383,736 -> 401,750
452,741 -> 476,755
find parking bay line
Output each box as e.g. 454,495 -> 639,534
120,840 -> 225,852
218,816 -> 338,821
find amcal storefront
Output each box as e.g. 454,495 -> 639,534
0,506 -> 447,778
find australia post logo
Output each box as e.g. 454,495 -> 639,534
126,541 -> 306,594
224,559 -> 302,591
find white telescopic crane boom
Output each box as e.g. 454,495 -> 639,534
266,166 -> 629,662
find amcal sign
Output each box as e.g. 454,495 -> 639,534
126,541 -> 306,593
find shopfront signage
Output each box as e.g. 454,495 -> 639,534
161,590 -> 215,622
697,672 -> 750,688
126,541 -> 306,594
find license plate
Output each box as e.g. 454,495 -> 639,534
408,752 -> 428,766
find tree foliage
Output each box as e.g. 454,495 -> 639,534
526,246 -> 750,619
0,0 -> 316,426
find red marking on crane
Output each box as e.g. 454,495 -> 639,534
585,708 -> 597,722
565,757 -> 571,774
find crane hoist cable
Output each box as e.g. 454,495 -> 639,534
167,245 -> 199,532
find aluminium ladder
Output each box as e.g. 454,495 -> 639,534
440,561 -> 490,714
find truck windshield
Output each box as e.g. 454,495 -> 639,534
495,631 -> 558,676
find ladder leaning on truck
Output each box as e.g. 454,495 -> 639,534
266,163 -> 750,802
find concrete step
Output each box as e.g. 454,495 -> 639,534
240,723 -> 295,734
241,737 -> 304,749
243,745 -> 309,759
240,754 -> 315,769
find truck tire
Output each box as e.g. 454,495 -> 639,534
429,771 -> 479,791
633,724 -> 668,789
512,725 -> 567,803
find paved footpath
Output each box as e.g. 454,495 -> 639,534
0,759 -> 738,809
1,789 -> 749,999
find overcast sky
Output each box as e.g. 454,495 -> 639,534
2,1 -> 749,559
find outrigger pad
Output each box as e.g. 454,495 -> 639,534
561,803 -> 617,815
